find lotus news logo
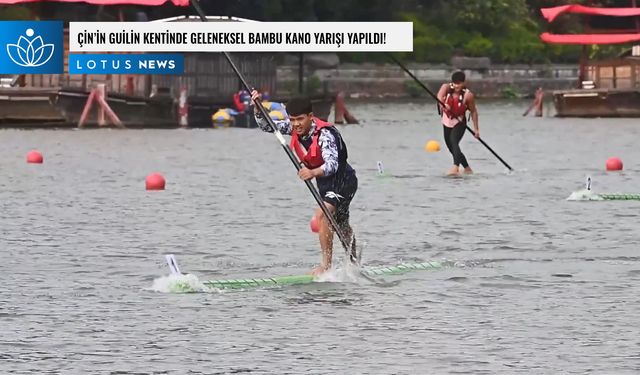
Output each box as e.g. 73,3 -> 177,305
7,28 -> 55,67
0,21 -> 63,74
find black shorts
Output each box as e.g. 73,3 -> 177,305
319,173 -> 358,226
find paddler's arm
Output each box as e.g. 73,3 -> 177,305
297,128 -> 339,181
254,111 -> 293,135
250,90 -> 292,135
316,128 -> 339,177
466,92 -> 480,138
436,83 -> 450,112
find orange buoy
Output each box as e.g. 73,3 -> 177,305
425,140 -> 440,152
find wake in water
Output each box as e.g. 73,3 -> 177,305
150,273 -> 218,294
567,177 -> 603,201
316,262 -> 371,283
150,255 -> 375,294
566,177 -> 640,201
566,188 -> 604,201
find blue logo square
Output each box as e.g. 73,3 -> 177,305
0,21 -> 64,74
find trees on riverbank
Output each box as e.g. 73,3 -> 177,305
0,0 -> 632,64
196,0 -> 633,64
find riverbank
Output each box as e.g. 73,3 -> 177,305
0,61 -> 581,128
277,62 -> 580,99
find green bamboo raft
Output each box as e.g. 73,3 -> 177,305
567,178 -> 640,201
567,190 -> 640,201
168,261 -> 442,292
598,194 -> 640,200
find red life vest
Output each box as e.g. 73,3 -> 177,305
444,87 -> 468,118
290,117 -> 333,169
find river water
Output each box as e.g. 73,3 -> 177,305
1,100 -> 639,374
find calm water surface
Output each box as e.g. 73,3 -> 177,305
1,100 -> 639,374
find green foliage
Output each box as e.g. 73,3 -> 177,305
491,23 -> 546,63
588,44 -> 627,60
19,0 -> 631,64
450,0 -> 528,35
414,36 -> 453,64
374,0 -> 627,65
0,6 -> 33,20
403,80 -> 424,97
337,52 -> 387,64
543,43 -> 583,64
400,12 -> 453,63
501,86 -> 517,98
305,75 -> 322,95
463,35 -> 494,57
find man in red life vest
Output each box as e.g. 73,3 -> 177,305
436,71 -> 480,176
251,90 -> 358,276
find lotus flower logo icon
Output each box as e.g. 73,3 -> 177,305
6,28 -> 55,67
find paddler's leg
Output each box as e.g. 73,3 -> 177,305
451,121 -> 472,174
339,220 -> 357,264
310,206 -> 357,276
443,124 -> 459,176
335,186 -> 358,264
311,177 -> 358,275
311,203 -> 336,276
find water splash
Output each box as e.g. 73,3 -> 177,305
567,189 -> 604,201
150,273 -> 217,294
314,264 -> 362,283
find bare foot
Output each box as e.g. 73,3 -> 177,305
310,265 -> 329,277
463,167 -> 473,174
446,165 -> 460,176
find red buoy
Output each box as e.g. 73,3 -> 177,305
26,150 -> 43,164
606,157 -> 623,171
310,215 -> 319,233
146,173 -> 166,190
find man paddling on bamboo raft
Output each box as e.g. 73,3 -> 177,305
251,90 -> 358,276
437,71 -> 480,176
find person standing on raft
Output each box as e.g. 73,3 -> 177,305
436,71 -> 480,176
251,90 -> 358,276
